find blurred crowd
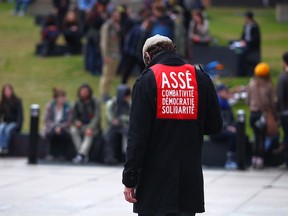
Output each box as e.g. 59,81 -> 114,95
2,0 -> 287,169
1,52 -> 288,169
209,53 -> 288,169
35,0 -> 214,101
35,0 -> 262,99
0,83 -> 131,165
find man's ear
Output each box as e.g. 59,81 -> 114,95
144,52 -> 151,66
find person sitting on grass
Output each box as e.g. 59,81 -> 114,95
63,10 -> 82,55
40,14 -> 60,56
44,88 -> 74,161
70,84 -> 101,164
0,83 -> 23,155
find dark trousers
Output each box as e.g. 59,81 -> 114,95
237,47 -> 260,77
103,127 -> 125,162
78,10 -> 87,36
48,128 -> 75,160
210,129 -> 236,152
281,115 -> 288,165
64,30 -> 82,54
250,111 -> 266,158
139,213 -> 195,216
41,40 -> 56,56
85,39 -> 102,75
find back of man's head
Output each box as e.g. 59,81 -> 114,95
142,34 -> 176,66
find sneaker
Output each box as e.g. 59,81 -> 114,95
251,156 -> 258,168
255,157 -> 264,169
45,155 -> 55,162
72,154 -> 88,164
225,161 -> 238,170
0,148 -> 9,155
18,11 -> 25,17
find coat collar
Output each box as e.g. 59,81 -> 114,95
147,51 -> 186,68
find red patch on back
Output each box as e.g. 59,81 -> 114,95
151,64 -> 199,120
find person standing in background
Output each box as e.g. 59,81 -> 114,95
188,10 -> 210,45
170,5 -> 186,58
238,11 -> 261,76
277,52 -> 288,168
12,0 -> 30,16
247,63 -> 277,169
99,8 -> 121,102
77,0 -> 96,35
120,18 -> 152,84
85,2 -> 107,75
150,2 -> 174,40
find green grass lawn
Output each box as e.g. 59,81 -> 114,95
0,3 -> 288,137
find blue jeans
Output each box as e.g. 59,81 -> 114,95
281,115 -> 288,165
85,39 -> 102,76
0,122 -> 17,149
15,0 -> 30,14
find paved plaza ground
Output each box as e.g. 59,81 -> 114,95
0,158 -> 287,216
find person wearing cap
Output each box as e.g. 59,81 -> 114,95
277,52 -> 288,168
238,11 -> 261,76
122,34 -> 222,215
210,84 -> 238,169
247,62 -> 277,169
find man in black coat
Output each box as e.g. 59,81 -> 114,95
122,34 -> 223,215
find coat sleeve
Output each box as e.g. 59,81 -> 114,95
250,24 -> 260,48
122,75 -> 154,188
203,77 -> 223,135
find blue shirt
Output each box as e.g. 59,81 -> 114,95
77,0 -> 96,11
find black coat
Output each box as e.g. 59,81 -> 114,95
0,97 -> 23,131
241,21 -> 261,51
122,51 -> 222,214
